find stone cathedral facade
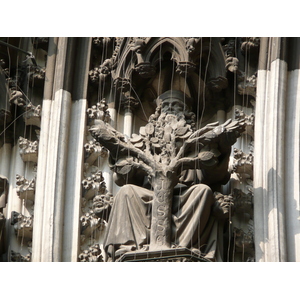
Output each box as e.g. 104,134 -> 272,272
0,37 -> 299,262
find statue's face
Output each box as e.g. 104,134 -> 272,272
161,98 -> 186,115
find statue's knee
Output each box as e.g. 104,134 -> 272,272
194,184 -> 214,203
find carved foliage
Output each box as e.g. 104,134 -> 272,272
87,99 -> 111,124
11,211 -> 33,240
78,244 -> 103,262
18,136 -> 38,162
82,169 -> 106,200
9,89 -> 41,127
235,109 -> 254,138
16,175 -> 35,201
10,250 -> 31,262
232,148 -> 253,181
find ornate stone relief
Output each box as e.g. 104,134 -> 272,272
10,250 -> 31,262
78,243 -> 103,262
16,174 -> 35,201
28,65 -> 46,86
18,136 -> 38,163
237,71 -> 257,99
235,109 -> 254,138
232,148 -> 253,181
9,88 -> 41,127
11,211 -> 33,240
87,99 -> 111,124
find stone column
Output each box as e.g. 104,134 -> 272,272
62,38 -> 92,262
32,37 -> 75,262
254,37 -> 288,262
284,38 -> 300,262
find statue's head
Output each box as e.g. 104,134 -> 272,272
156,90 -> 192,116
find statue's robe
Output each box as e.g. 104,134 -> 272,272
103,169 -> 226,261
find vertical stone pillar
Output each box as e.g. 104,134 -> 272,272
254,37 -> 288,262
62,38 -> 91,262
284,38 -> 300,262
32,37 -> 75,261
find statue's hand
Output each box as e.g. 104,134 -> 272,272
212,192 -> 234,220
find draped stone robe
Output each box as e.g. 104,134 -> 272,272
104,167 -> 230,261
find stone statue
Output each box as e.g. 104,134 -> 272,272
90,90 -> 245,261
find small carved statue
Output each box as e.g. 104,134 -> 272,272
90,90 -> 244,261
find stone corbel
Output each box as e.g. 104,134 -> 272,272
82,170 -> 107,200
235,108 -> 254,138
232,148 -> 253,181
78,243 -> 103,262
134,62 -> 156,78
175,61 -> 196,77
18,136 -> 38,163
113,77 -> 131,93
11,211 -> 33,240
120,95 -> 139,112
16,174 -> 35,201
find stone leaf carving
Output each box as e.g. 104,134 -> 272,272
84,139 -> 108,165
82,170 -> 106,200
10,250 -> 31,262
237,72 -> 257,99
240,37 -> 260,55
18,136 -> 38,162
80,210 -> 105,237
11,211 -> 33,240
78,244 -> 103,262
232,148 -> 253,181
9,89 -> 42,127
235,109 -> 254,138
87,99 -> 111,124
16,174 -> 35,201
28,65 -> 46,83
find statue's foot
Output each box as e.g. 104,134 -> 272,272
115,245 -> 136,258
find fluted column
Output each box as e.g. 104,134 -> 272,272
32,37 -> 75,262
254,37 -> 288,262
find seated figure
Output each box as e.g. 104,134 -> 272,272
91,90 -> 243,262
